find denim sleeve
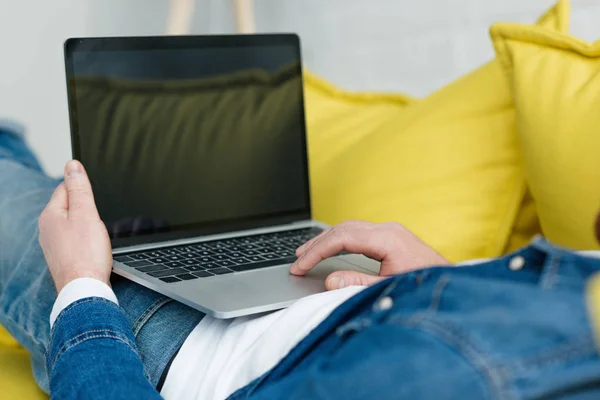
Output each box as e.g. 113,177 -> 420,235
46,297 -> 162,400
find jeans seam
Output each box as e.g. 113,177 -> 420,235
541,253 -> 562,290
503,335 -> 597,374
391,316 -> 514,400
131,296 -> 172,336
48,330 -> 139,373
427,274 -> 450,313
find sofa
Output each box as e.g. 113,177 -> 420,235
4,0 -> 600,396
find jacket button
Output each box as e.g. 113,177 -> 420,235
376,296 -> 394,310
509,255 -> 525,271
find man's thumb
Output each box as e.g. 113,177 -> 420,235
64,160 -> 98,219
325,271 -> 384,291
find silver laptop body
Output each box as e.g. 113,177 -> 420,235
65,34 -> 380,319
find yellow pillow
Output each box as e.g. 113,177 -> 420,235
587,273 -> 600,347
503,189 -> 542,254
305,71 -> 414,173
491,21 -> 600,250
0,327 -> 47,399
0,325 -> 18,348
308,0 -> 569,262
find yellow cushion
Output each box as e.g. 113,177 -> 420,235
0,326 -> 47,399
491,19 -> 600,250
503,189 -> 542,253
587,274 -> 600,346
308,0 -> 569,262
0,325 -> 20,348
305,71 -> 415,169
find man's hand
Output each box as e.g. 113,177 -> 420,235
290,221 -> 451,290
39,160 -> 112,293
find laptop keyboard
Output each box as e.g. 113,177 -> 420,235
114,227 -> 324,283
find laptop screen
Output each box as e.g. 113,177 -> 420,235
64,35 -> 311,248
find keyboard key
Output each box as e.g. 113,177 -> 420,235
183,265 -> 205,272
210,268 -> 233,275
248,255 -> 266,263
213,254 -> 230,261
165,261 -> 185,268
216,260 -> 235,268
114,255 -> 134,263
181,259 -> 198,266
262,253 -> 278,260
196,250 -> 214,257
149,268 -> 188,278
148,257 -> 168,264
230,257 -> 297,272
136,265 -> 169,273
159,249 -> 179,256
202,263 -> 220,270
147,251 -> 162,258
277,251 -> 295,258
231,257 -> 252,265
175,247 -> 196,254
229,252 -> 243,258
167,254 -> 185,261
198,256 -> 215,263
258,248 -> 273,254
181,252 -> 198,260
130,253 -> 151,260
159,276 -> 181,283
243,250 -> 259,256
126,260 -> 154,268
176,274 -> 197,281
192,271 -> 214,278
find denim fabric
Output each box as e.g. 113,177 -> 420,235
0,123 -> 205,393
47,297 -> 161,400
230,240 -> 600,399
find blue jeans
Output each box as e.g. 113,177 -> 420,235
0,123 -> 204,393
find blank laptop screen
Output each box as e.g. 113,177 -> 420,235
65,35 -> 310,248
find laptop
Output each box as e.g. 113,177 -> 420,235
63,34 -> 380,318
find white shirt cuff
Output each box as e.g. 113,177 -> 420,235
50,278 -> 119,328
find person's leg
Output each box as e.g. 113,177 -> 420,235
0,124 -> 204,393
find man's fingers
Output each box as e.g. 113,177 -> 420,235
325,271 -> 385,290
296,228 -> 331,256
64,160 -> 99,220
290,222 -> 388,275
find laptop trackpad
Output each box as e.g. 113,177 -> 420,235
305,254 -> 381,279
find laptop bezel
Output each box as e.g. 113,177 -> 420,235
63,33 -> 313,249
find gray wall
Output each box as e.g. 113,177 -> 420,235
1,0 -> 599,176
